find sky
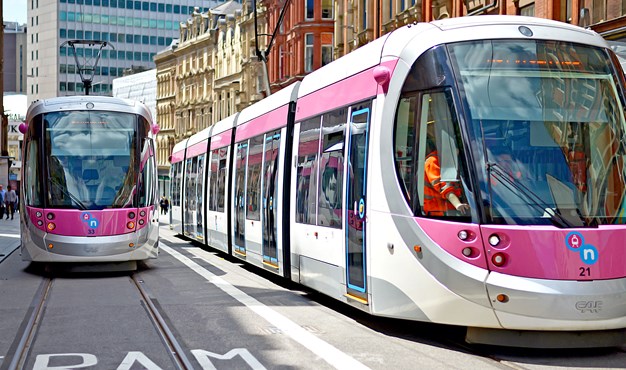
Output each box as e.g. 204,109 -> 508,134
3,0 -> 27,24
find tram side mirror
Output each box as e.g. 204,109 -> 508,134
151,124 -> 160,135
19,123 -> 28,134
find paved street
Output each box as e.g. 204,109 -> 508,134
1,211 -> 626,368
0,210 -> 20,263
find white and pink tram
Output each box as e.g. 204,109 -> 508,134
20,96 -> 160,268
171,16 -> 626,346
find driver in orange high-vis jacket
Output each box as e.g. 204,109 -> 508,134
423,150 -> 470,216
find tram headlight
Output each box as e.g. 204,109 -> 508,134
36,211 -> 42,218
46,213 -> 55,220
37,220 -> 44,227
138,219 -> 145,226
128,212 -> 136,219
488,234 -> 500,246
127,221 -> 135,229
47,222 -> 56,231
458,230 -> 469,241
139,210 -> 146,217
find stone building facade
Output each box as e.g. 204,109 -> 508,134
155,0 -> 268,178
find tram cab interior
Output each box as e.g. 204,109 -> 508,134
48,154 -> 131,210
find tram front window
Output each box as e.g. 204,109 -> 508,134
44,110 -> 137,210
449,40 -> 626,226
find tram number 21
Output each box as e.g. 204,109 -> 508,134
579,267 -> 591,277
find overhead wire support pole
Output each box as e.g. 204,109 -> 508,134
253,0 -> 292,97
60,40 -> 115,95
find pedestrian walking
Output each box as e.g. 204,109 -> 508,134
160,196 -> 169,214
0,185 -> 5,220
5,185 -> 17,220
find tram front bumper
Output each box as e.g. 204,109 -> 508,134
486,271 -> 626,331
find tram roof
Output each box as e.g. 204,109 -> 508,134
297,35 -> 390,99
428,15 -> 597,34
171,138 -> 188,157
26,95 -> 152,121
187,125 -> 212,147
210,113 -> 238,137
237,82 -> 300,126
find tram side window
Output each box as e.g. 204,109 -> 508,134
296,117 -> 321,224
209,149 -> 219,212
208,147 -> 228,213
318,109 -> 346,228
235,142 -> 249,217
197,154 -> 205,224
217,147 -> 228,212
175,162 -> 183,207
171,162 -> 182,207
394,95 -> 418,206
24,123 -> 43,207
138,141 -> 157,207
247,135 -> 264,221
186,157 -> 197,211
415,91 -> 470,219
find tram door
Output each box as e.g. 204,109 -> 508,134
346,106 -> 371,301
184,156 -> 196,238
234,142 -> 248,256
262,131 -> 281,268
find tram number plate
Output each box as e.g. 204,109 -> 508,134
579,267 -> 591,277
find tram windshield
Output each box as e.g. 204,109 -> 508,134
450,40 -> 626,226
44,110 -> 137,210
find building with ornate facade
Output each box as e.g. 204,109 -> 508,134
155,0 -> 269,188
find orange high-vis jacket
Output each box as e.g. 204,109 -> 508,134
423,151 -> 463,216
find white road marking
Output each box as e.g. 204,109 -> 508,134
159,243 -> 371,370
0,233 -> 19,238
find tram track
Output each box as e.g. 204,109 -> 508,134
3,270 -> 195,370
129,272 -> 195,370
5,276 -> 54,370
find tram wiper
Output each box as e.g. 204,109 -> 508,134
487,163 -> 575,228
50,179 -> 88,210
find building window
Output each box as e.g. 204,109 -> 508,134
305,33 -> 314,72
322,0 -> 333,19
591,0 -> 605,23
520,2 -> 535,16
305,0 -> 314,20
321,33 -> 333,66
362,0 -> 368,29
279,46 -> 285,79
